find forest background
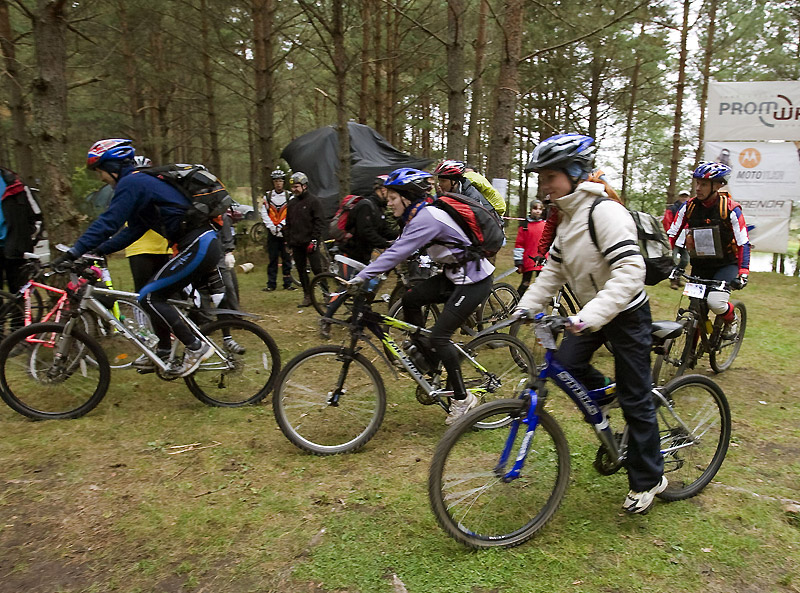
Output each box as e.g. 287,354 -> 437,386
0,0 -> 799,244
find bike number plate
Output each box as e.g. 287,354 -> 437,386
683,282 -> 706,299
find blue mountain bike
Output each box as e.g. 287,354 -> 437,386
428,314 -> 731,549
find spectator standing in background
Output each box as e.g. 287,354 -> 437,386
285,172 -> 325,308
513,199 -> 545,295
662,189 -> 690,289
0,166 -> 43,295
261,168 -> 295,292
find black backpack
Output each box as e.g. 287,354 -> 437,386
141,164 -> 233,229
430,192 -> 505,262
588,197 -> 673,286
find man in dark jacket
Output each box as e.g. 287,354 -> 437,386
0,167 -> 42,294
285,171 -> 325,307
53,139 -> 223,377
342,176 -> 398,264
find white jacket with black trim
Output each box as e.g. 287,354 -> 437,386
517,181 -> 648,331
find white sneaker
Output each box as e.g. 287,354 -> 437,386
622,476 -> 668,514
166,343 -> 213,377
223,337 -> 246,354
445,391 -> 479,426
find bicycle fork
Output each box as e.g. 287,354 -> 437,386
495,389 -> 540,482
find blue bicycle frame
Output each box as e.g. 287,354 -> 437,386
496,317 -> 624,482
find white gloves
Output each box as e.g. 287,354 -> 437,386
224,252 -> 236,269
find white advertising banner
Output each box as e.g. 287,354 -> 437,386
704,141 -> 798,253
706,81 -> 800,142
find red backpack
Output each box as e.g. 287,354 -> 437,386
328,194 -> 365,243
431,192 -> 505,261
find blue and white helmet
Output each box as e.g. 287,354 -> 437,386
525,133 -> 596,180
692,161 -> 731,184
384,167 -> 432,199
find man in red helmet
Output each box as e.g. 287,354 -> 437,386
52,139 -> 224,377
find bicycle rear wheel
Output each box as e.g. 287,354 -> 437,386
428,399 -> 570,549
709,300 -> 746,373
652,318 -> 691,387
249,221 -> 267,242
0,322 -> 110,420
273,346 -> 386,454
0,290 -> 24,341
655,374 -> 731,501
462,333 -> 536,428
476,282 -> 519,331
184,318 -> 280,406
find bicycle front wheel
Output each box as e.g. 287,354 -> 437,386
429,399 -> 570,549
655,374 -> 731,501
0,322 -> 110,420
309,272 -> 349,318
462,333 -> 537,428
185,318 -> 280,407
273,346 -> 386,454
709,300 -> 746,373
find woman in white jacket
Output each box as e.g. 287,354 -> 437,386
516,133 -> 666,515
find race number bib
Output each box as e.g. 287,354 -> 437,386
683,282 -> 707,299
686,226 -> 722,258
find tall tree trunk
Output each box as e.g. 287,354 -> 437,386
0,0 -> 34,181
332,0 -> 350,193
247,115 -> 259,208
667,0 -> 691,206
373,6 -> 383,134
445,0 -> 466,158
252,0 -> 275,195
149,27 -> 172,163
621,24 -> 644,203
200,0 -> 221,173
695,0 -> 718,166
466,0 -> 488,167
421,93 -> 432,157
386,9 -> 399,145
116,1 -> 149,156
486,0 -> 523,183
587,53 -> 605,140
359,0 -> 371,123
30,0 -> 78,242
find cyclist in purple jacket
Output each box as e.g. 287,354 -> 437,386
349,168 -> 494,425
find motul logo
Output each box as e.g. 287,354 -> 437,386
738,148 -> 761,168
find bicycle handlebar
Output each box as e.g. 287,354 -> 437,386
670,268 -> 739,291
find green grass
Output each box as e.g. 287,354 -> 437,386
1,239 -> 799,593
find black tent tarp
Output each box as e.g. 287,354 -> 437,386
280,122 -> 432,216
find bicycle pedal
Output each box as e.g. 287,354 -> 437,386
136,368 -> 156,375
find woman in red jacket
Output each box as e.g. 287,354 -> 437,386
513,200 -> 545,295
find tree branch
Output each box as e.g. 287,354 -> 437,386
379,0 -> 447,46
68,75 -> 103,90
519,0 -> 648,63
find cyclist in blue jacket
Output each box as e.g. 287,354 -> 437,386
52,139 -> 222,377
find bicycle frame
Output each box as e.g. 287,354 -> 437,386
330,296 -> 490,411
496,317 -> 701,483
674,276 -> 731,367
20,280 -> 69,325
54,284 -> 232,373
